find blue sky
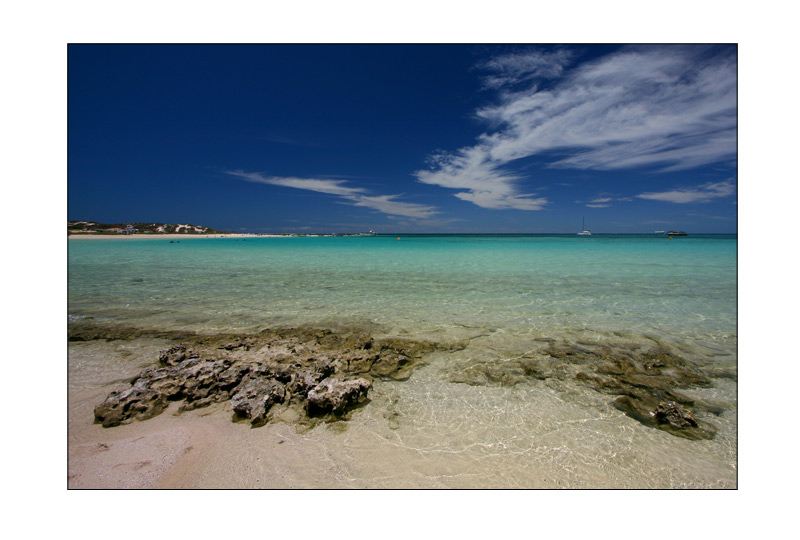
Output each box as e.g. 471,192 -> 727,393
68,44 -> 737,233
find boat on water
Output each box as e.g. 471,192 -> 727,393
577,218 -> 591,236
666,230 -> 687,236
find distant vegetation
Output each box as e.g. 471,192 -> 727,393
68,220 -> 227,235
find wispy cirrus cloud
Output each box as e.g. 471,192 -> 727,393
346,193 -> 438,218
241,175 -> 366,197
226,170 -> 438,219
477,48 -> 574,89
636,179 -> 736,204
576,194 -> 634,208
415,45 -> 736,211
687,212 -> 735,220
260,133 -> 310,146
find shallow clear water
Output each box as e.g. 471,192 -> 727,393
68,234 -> 736,340
68,234 -> 737,487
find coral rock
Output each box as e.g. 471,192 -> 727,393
306,377 -> 371,416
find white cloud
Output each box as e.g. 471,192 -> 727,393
231,172 -> 366,196
587,197 -> 613,203
576,194 -> 634,208
478,48 -> 574,89
416,45 -> 736,210
346,194 -> 439,219
415,147 -> 549,210
636,180 -> 736,204
226,170 -> 438,219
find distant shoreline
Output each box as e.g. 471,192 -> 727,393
68,233 -> 303,240
68,232 -> 738,239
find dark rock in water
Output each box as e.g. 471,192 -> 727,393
370,352 -> 412,379
654,401 -> 698,430
68,323 -> 197,342
705,365 -> 737,381
544,342 -> 721,439
306,377 -> 371,416
450,361 -> 527,387
613,397 -> 717,440
92,326 -> 451,429
575,371 -> 626,394
448,340 -> 727,440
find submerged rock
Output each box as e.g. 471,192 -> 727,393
450,361 -> 528,387
68,323 -> 196,342
654,401 -> 700,430
92,326 -> 448,429
613,397 -> 717,440
448,340 -> 729,440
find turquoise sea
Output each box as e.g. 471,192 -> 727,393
68,234 -> 736,340
68,234 -> 737,488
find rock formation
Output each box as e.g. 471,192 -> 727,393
449,341 -> 731,440
92,326 -> 453,429
80,322 -> 732,440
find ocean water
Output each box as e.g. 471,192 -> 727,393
68,234 -> 737,487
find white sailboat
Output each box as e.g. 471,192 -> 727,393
577,217 -> 592,236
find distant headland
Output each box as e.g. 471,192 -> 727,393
67,221 -> 380,238
68,220 -> 227,235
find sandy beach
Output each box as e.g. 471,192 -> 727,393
68,336 -> 348,489
70,384 -> 343,489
